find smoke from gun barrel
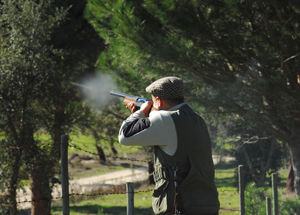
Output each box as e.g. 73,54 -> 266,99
70,82 -> 95,90
69,77 -> 119,109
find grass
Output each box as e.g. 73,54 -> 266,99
215,161 -> 239,214
51,190 -> 154,215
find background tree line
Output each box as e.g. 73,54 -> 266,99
0,0 -> 299,214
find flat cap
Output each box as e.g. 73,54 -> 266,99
145,76 -> 184,99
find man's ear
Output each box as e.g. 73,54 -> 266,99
157,97 -> 163,107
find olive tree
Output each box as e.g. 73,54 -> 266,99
0,0 -> 103,214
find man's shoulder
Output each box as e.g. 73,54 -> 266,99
149,110 -> 172,120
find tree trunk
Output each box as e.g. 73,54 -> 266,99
110,137 -> 118,159
96,144 -> 106,163
29,101 -> 63,215
286,158 -> 295,194
29,168 -> 52,215
9,154 -> 21,215
290,143 -> 300,197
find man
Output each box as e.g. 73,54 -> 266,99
118,77 -> 220,215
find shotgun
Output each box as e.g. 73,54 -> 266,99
110,91 -> 150,109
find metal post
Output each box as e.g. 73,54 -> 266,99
272,173 -> 279,215
266,197 -> 271,215
238,165 -> 245,215
61,134 -> 69,215
126,182 -> 134,215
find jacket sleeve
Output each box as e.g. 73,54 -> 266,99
118,110 -> 178,154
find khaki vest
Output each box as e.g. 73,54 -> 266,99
152,104 -> 220,215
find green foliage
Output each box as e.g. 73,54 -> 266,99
0,0 -> 67,140
0,1 -> 69,212
245,183 -> 267,215
244,184 -> 300,215
86,0 -> 300,142
279,197 -> 300,215
85,0 -> 165,95
0,0 -> 104,213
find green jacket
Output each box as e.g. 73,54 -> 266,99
152,104 -> 220,214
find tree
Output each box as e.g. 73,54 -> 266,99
86,0 -> 300,196
232,136 -> 287,187
0,0 -> 104,214
213,114 -> 289,187
0,1 -> 67,213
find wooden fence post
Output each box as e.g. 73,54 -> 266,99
238,165 -> 245,215
126,182 -> 134,215
266,197 -> 271,215
272,173 -> 279,215
61,134 -> 69,215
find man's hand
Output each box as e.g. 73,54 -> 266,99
126,101 -> 154,116
126,102 -> 137,113
140,101 -> 154,117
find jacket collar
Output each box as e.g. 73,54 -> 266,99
169,102 -> 187,111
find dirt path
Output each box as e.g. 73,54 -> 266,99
212,155 -> 236,163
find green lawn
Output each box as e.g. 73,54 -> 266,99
215,161 -> 239,214
51,191 -> 154,215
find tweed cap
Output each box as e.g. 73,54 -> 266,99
145,76 -> 184,99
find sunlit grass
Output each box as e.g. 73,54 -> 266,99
214,161 -> 239,214
51,189 -> 154,215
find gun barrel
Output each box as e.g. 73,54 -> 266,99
110,91 -> 137,100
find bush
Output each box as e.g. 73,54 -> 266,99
244,184 -> 300,215
245,183 -> 267,215
279,197 -> 300,215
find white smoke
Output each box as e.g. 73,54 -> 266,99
77,74 -> 120,109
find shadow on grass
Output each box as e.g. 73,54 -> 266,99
110,162 -> 147,170
214,161 -> 238,189
215,160 -> 238,170
51,205 -> 154,215
215,177 -> 237,189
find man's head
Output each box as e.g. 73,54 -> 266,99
146,76 -> 184,110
